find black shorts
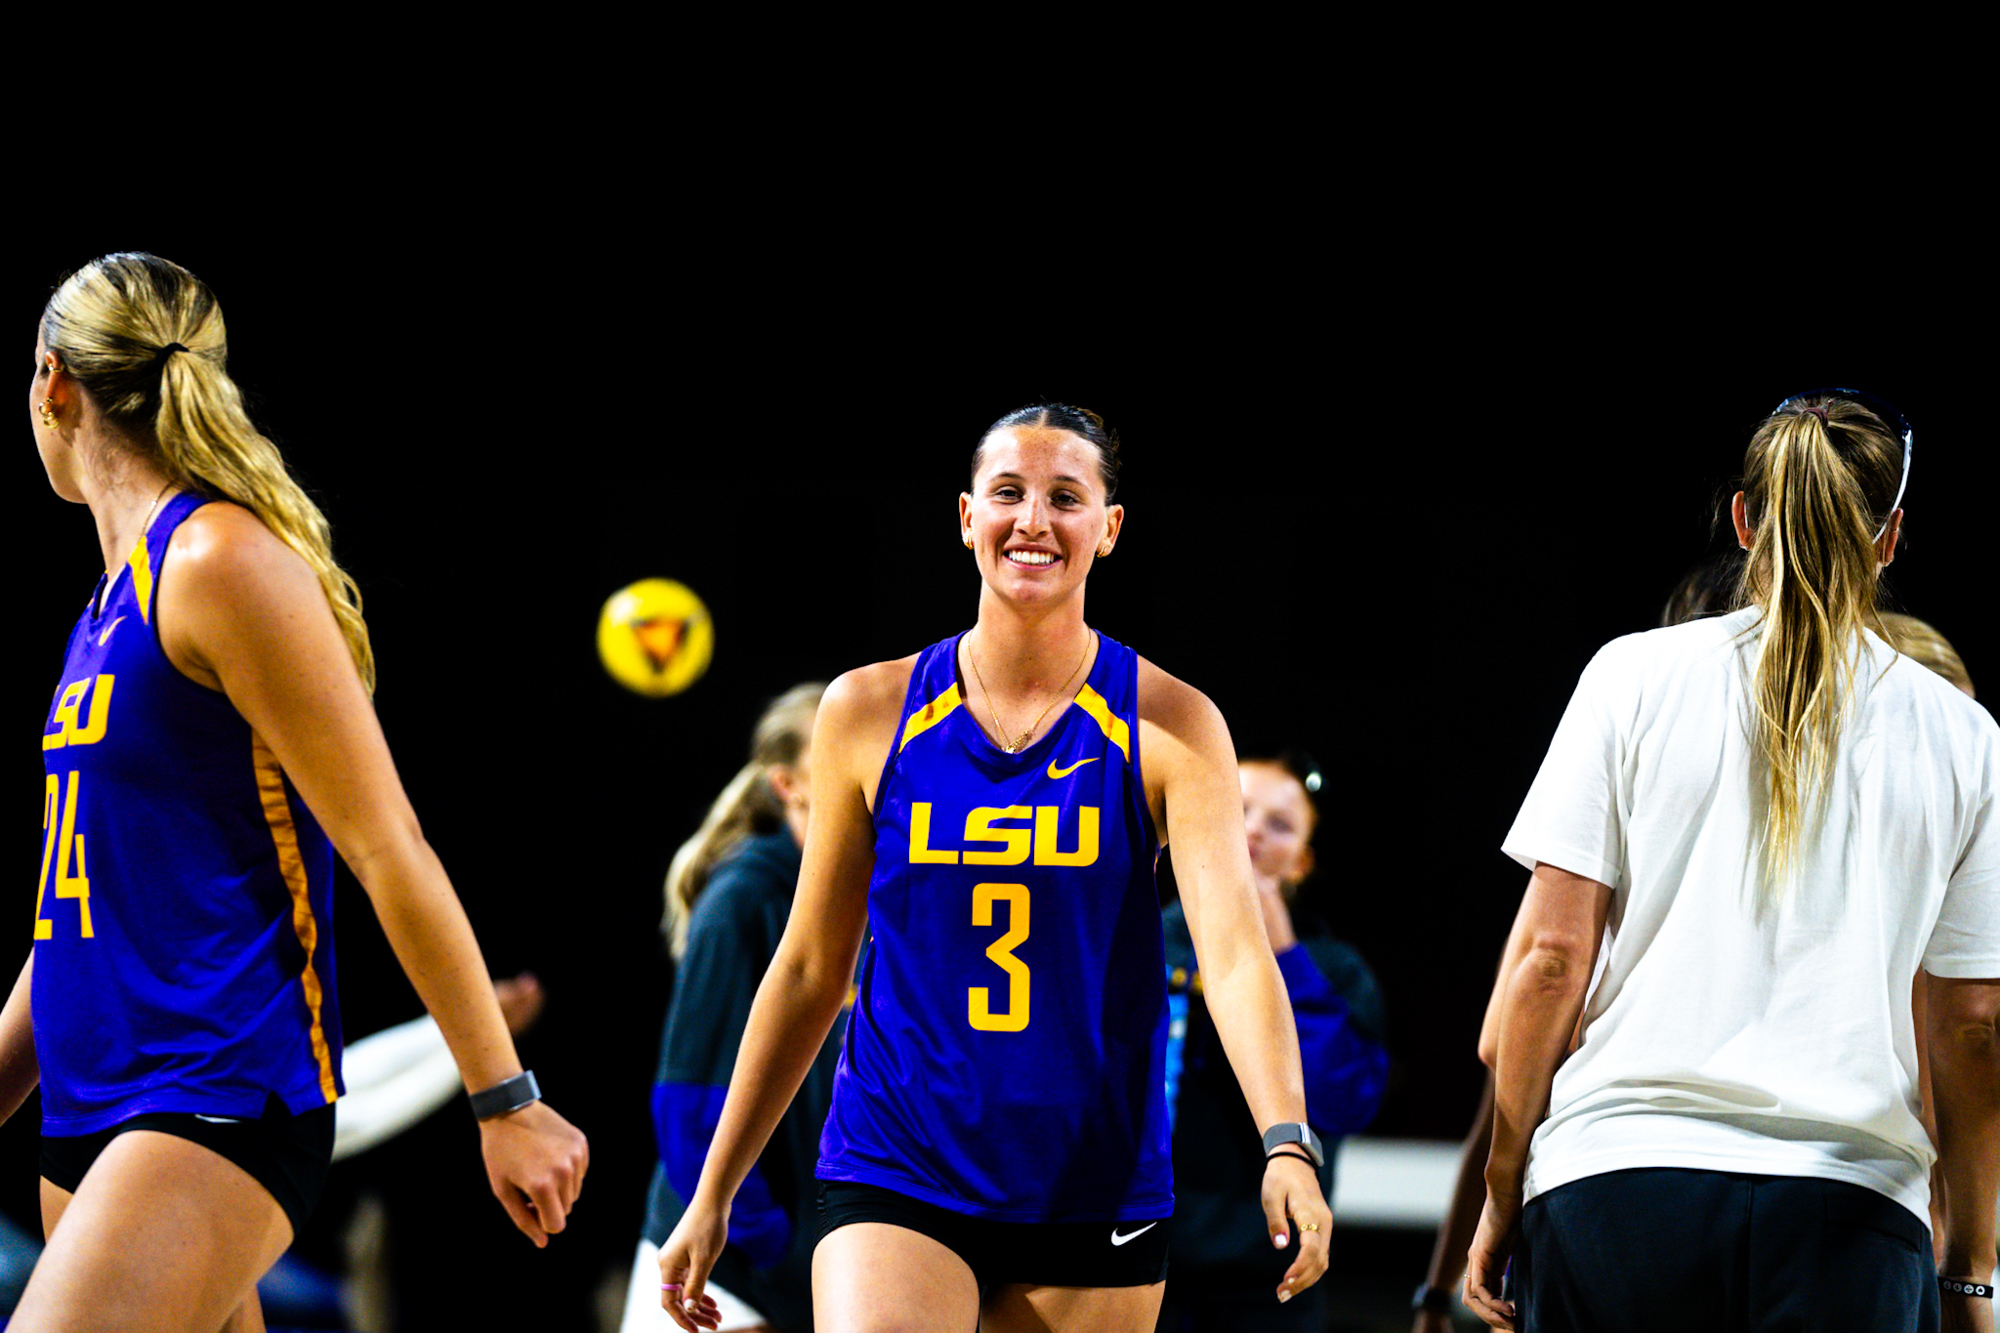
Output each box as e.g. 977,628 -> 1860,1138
817,1180 -> 1170,1290
1516,1167 -> 1938,1333
41,1097 -> 335,1238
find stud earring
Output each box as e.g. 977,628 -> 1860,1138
963,535 -> 974,549
39,397 -> 57,429
1097,544 -> 1111,557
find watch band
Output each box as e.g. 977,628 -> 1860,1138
1261,1121 -> 1325,1168
1412,1281 -> 1455,1314
469,1069 -> 542,1120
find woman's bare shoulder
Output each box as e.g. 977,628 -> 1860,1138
818,654 -> 923,810
164,499 -> 310,597
1136,653 -> 1227,747
823,654 -> 921,729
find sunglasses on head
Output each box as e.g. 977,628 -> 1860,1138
1771,387 -> 1912,539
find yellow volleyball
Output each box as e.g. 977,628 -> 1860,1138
596,579 -> 714,697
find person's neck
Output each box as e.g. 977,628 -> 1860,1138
965,591 -> 1093,697
81,440 -> 176,580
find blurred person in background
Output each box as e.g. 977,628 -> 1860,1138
1159,751 -> 1389,1332
624,685 -> 829,1333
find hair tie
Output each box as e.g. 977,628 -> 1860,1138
156,342 -> 189,366
1803,405 -> 1829,426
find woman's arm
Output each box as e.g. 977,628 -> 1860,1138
1477,879 -> 1537,1067
1141,662 -> 1331,1304
158,505 -> 586,1246
1414,1073 -> 1494,1333
1464,863 -> 1609,1331
653,865 -> 798,1266
1929,974 -> 2000,1297
0,955 -> 38,1127
655,664 -> 897,1330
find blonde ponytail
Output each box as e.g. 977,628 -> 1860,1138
663,683 -> 824,956
41,253 -> 375,691
1734,400 -> 1906,887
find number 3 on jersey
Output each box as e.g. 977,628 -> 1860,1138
35,772 -> 95,940
969,882 -> 1029,1032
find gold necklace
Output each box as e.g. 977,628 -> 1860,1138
137,481 -> 174,537
967,632 -> 1091,754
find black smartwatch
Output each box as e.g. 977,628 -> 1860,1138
1412,1281 -> 1455,1314
469,1069 -> 542,1120
1261,1122 -> 1325,1168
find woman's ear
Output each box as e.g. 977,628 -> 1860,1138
1877,509 -> 1903,568
1097,503 -> 1124,557
1731,491 -> 1753,551
767,763 -> 802,806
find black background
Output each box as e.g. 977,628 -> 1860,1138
9,210 -> 1990,1325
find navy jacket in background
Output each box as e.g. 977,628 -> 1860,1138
1160,899 -> 1389,1287
643,831 -> 842,1332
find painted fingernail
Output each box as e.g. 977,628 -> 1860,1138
1273,1233 -> 1287,1247
1278,1291 -> 1292,1303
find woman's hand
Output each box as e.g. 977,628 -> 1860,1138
1254,874 -> 1298,954
1263,1154 -> 1332,1304
1463,1190 -> 1522,1330
477,1100 -> 589,1247
1940,1292 -> 1996,1333
657,1202 -> 731,1331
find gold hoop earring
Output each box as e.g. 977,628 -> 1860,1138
39,398 -> 57,430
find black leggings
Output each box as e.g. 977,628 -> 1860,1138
1516,1168 -> 1937,1332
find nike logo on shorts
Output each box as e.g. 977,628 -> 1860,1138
1048,756 -> 1100,780
193,1114 -> 246,1124
1110,1222 -> 1158,1246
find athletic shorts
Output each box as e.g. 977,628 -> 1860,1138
1516,1167 -> 1938,1333
817,1180 -> 1170,1290
41,1098 -> 335,1238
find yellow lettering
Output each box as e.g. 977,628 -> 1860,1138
67,676 -> 114,747
41,675 -> 114,751
1033,805 -> 1100,866
34,776 -> 59,940
968,883 -> 1030,1032
53,771 -> 93,938
962,806 -> 1031,865
908,802 -> 959,864
42,681 -> 88,751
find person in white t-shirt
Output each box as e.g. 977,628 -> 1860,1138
1464,390 -> 2000,1333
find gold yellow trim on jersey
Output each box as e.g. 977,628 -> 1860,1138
252,734 -> 338,1104
127,534 -> 155,624
899,682 -> 963,752
1070,685 -> 1130,762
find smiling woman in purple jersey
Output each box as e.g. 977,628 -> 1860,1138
5,253 -> 587,1333
655,405 -> 1332,1333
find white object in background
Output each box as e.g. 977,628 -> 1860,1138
1330,1138 -> 1462,1228
331,1014 -> 464,1162
622,1240 -> 768,1332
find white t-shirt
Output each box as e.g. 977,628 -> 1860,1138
1503,606 -> 2000,1223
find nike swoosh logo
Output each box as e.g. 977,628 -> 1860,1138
1110,1222 -> 1158,1246
193,1114 -> 246,1124
1048,756 -> 1100,780
97,616 -> 127,646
